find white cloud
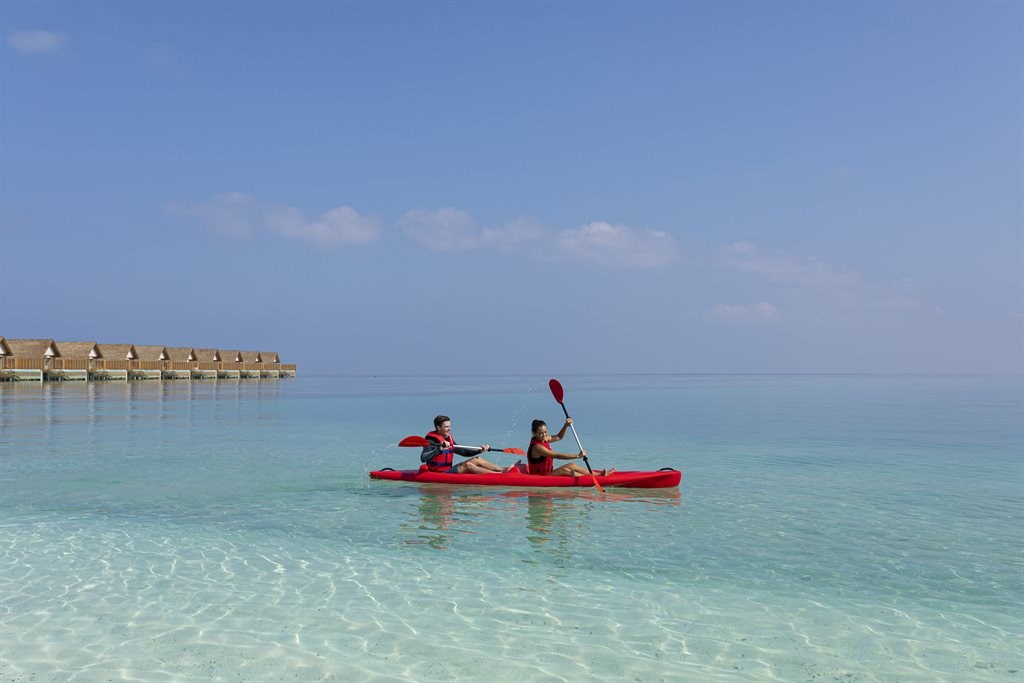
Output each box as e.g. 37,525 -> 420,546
398,208 -> 479,250
266,205 -> 380,247
719,241 -> 856,285
558,221 -> 679,268
400,210 -> 547,253
480,218 -> 546,250
8,30 -> 66,55
189,192 -> 256,239
181,193 -> 378,248
397,211 -> 679,268
710,302 -> 779,322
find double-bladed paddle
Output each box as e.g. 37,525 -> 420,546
548,378 -> 604,492
398,435 -> 525,455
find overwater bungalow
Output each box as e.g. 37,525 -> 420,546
264,350 -> 296,377
0,338 -> 295,382
238,351 -> 263,378
133,345 -> 168,380
259,351 -> 281,377
1,339 -> 60,381
219,350 -> 242,379
163,347 -> 195,380
90,344 -> 137,380
192,348 -> 220,379
51,341 -> 100,381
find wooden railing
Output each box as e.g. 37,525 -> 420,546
50,358 -> 89,370
5,357 -> 46,370
94,359 -> 131,370
133,360 -> 163,371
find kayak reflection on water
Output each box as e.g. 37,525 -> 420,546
412,488 -> 456,550
400,485 -> 681,552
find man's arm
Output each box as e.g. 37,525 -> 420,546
420,435 -> 443,463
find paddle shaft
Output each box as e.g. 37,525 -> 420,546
458,444 -> 520,455
548,378 -> 604,491
398,436 -> 523,455
557,401 -> 597,476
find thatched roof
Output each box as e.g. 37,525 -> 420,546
0,339 -> 286,365
164,347 -> 194,362
5,339 -> 60,357
55,341 -> 101,360
193,348 -> 220,362
96,344 -> 137,360
134,345 -> 167,361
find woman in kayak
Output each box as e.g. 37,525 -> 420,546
527,419 -> 613,476
421,415 -> 508,474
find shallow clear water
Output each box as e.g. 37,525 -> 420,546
1,375 -> 1021,681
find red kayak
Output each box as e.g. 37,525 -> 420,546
370,463 -> 681,489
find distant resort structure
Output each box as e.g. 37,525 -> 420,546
0,338 -> 296,382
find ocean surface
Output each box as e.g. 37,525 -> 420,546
0,374 -> 1021,682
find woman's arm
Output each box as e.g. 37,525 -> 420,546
549,419 -> 572,443
532,442 -> 584,461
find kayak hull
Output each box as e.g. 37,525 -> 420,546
369,465 -> 681,489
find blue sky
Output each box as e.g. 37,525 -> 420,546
2,1 -> 1020,374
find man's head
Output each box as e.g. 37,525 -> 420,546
434,415 -> 452,433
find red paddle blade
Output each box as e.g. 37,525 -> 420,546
548,378 -> 564,403
503,447 -> 526,456
398,435 -> 429,447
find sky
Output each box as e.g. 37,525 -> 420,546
1,1 -> 1021,375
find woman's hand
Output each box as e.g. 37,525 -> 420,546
577,450 -> 586,459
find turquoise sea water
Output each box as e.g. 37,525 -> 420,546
1,375 -> 1021,682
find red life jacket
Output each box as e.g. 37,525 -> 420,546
423,430 -> 456,472
526,438 -> 553,475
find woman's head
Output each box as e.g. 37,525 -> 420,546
531,419 -> 548,438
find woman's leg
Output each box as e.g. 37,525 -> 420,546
552,463 -> 614,477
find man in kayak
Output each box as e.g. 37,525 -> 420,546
527,419 -> 613,476
421,415 -> 507,474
